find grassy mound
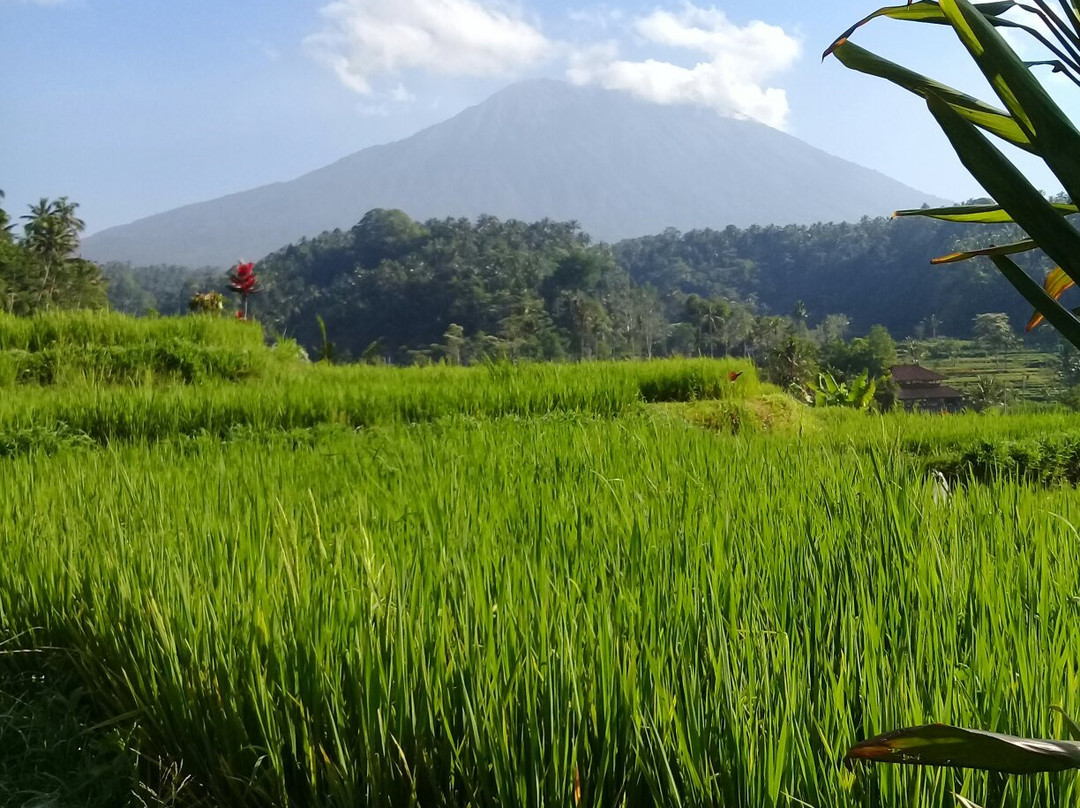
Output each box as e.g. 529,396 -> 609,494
0,311 -> 285,385
0,354 -> 761,451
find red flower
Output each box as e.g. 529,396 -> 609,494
235,309 -> 245,320
228,261 -> 259,296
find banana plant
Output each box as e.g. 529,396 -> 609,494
808,369 -> 878,409
826,0 -> 1080,349
846,713 -> 1080,807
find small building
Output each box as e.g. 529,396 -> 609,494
890,364 -> 965,411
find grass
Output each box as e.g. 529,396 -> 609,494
4,414 -> 1080,807
914,340 -> 1061,401
0,310 -> 281,386
3,313 -> 1080,807
0,355 -> 761,450
0,310 -> 266,353
0,656 -> 146,808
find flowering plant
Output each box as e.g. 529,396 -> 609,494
228,261 -> 259,319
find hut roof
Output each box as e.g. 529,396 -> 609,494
891,364 -> 945,384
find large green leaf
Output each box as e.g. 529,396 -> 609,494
1051,706 -> 1080,741
823,1 -> 1018,58
953,795 -> 985,808
1026,266 -> 1075,330
991,255 -> 1080,347
931,239 -> 1038,263
846,723 -> 1080,774
895,201 -> 1078,222
825,1 -> 1080,86
941,0 -> 1080,201
1028,0 -> 1080,49
925,93 -> 1080,284
831,42 -> 1034,151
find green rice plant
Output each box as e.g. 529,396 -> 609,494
0,357 -> 760,448
0,309 -> 266,352
924,433 -> 1080,486
0,311 -> 277,385
3,413 -> 1080,806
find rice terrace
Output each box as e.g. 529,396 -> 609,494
12,0 -> 1080,807
0,310 -> 1078,808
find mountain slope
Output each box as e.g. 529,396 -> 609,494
83,79 -> 947,267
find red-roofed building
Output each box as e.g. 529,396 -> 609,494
890,364 -> 965,411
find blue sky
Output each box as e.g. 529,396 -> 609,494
0,0 -> 1070,235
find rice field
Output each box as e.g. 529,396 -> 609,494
2,315 -> 1080,808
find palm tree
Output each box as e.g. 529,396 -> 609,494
20,197 -> 85,307
22,197 -> 83,258
927,313 -> 943,340
0,189 -> 11,241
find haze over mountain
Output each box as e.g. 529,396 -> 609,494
82,79 -> 947,268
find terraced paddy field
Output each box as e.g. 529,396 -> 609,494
3,313 -> 1080,808
925,348 -> 1059,402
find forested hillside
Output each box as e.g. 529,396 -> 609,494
613,213 -> 1042,337
102,207 -> 1061,365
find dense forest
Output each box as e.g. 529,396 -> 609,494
614,214 -> 1045,338
4,189 -> 1065,376
101,207 -> 1058,361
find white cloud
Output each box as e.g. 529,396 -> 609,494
306,0 -> 554,94
568,4 -> 799,130
567,6 -> 625,30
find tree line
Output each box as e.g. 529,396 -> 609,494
0,191 -> 106,314
3,194 -> 1066,385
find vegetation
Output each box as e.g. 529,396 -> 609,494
827,0 -> 1080,350
0,192 -> 107,314
14,12 -> 1080,794
0,312 -> 1077,807
808,370 -> 877,409
827,2 -> 1080,801
0,309 -> 274,386
102,209 -> 1063,363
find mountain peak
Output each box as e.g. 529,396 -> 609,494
83,79 -> 946,268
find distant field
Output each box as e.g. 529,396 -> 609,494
2,314 -> 1080,808
928,350 -> 1058,398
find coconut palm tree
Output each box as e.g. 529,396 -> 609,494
20,197 -> 86,307
0,189 -> 11,242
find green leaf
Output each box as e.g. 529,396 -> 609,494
823,1 -> 1018,58
846,723 -> 1080,774
1052,706 -> 1080,741
991,255 -> 1080,349
941,0 -> 1080,202
1026,267 -> 1075,330
931,239 -> 1038,264
830,42 -> 1034,151
953,795 -> 985,808
895,201 -> 1078,222
924,93 -> 1080,284
1025,59 -> 1071,72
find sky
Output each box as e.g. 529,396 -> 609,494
0,0 -> 1074,235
